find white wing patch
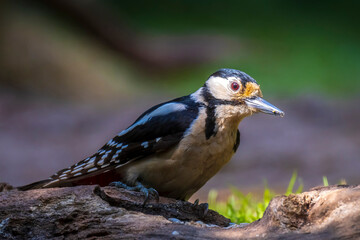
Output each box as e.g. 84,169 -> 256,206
45,101 -> 188,186
107,140 -> 117,147
141,141 -> 149,148
87,167 -> 98,173
49,141 -> 133,183
101,163 -> 110,168
98,150 -> 106,155
118,102 -> 187,137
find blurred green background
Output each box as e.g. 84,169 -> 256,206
1,0 -> 360,100
0,0 -> 359,203
114,0 -> 360,97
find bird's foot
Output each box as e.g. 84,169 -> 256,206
192,199 -> 209,218
192,198 -> 199,207
109,181 -> 159,206
199,202 -> 209,217
0,182 -> 14,192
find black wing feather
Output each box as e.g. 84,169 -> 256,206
36,95 -> 201,187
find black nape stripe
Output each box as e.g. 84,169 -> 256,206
202,87 -> 217,139
233,130 -> 240,152
205,105 -> 217,140
202,86 -> 245,139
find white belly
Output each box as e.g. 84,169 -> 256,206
123,108 -> 240,200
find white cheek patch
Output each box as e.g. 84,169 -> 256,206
118,103 -> 187,136
206,76 -> 232,101
208,76 -> 229,89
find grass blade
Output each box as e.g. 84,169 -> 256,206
323,176 -> 329,186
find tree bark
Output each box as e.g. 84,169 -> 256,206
0,184 -> 359,239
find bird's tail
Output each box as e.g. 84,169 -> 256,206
17,179 -> 52,191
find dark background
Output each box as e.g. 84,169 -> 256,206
0,0 -> 359,201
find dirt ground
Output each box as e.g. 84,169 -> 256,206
0,93 -> 359,202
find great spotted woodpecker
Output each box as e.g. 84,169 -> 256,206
19,68 -> 284,203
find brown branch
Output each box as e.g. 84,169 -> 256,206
1,185 -> 360,239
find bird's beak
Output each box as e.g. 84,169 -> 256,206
245,97 -> 284,117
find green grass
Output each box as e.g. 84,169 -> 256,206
208,173 -> 349,223
323,176 -> 329,187
208,186 -> 273,223
208,171 -> 303,223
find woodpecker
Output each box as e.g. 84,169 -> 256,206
19,68 -> 284,203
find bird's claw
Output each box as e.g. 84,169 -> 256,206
148,187 -> 160,202
139,186 -> 159,207
0,182 -> 14,192
109,181 -> 132,189
191,199 -> 208,218
193,199 -> 199,207
199,203 -> 209,217
109,181 -> 159,206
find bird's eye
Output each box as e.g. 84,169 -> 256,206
230,82 -> 240,92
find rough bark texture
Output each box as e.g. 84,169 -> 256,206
0,184 -> 359,239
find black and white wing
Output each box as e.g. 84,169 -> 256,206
19,96 -> 201,189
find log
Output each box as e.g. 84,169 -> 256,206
0,184 -> 359,239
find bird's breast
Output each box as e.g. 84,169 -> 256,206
124,108 -> 241,200
178,108 -> 240,171
163,108 -> 239,196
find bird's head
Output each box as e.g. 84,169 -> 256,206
203,68 -> 284,118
